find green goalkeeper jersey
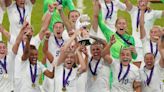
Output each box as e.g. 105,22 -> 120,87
98,11 -> 137,60
43,0 -> 75,32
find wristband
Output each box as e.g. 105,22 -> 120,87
47,10 -> 53,15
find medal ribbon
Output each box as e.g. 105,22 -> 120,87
0,56 -> 7,73
54,36 -> 64,48
116,32 -> 133,45
16,3 -> 25,24
144,66 -> 154,86
118,63 -> 130,82
150,40 -> 158,58
89,57 -> 100,76
63,68 -> 72,88
136,8 -> 147,29
30,64 -> 37,84
105,1 -> 114,20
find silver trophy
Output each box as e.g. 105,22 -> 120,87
75,14 -> 91,45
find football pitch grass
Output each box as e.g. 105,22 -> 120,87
2,0 -> 164,60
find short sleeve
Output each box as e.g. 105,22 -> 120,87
116,1 -> 126,11
38,62 -> 47,73
132,65 -> 141,82
9,35 -> 16,45
110,60 -> 119,67
89,27 -> 97,36
7,51 -> 16,76
7,2 -> 14,14
101,58 -> 110,67
74,66 -> 82,78
21,59 -> 29,67
156,63 -> 164,73
25,0 -> 33,13
141,36 -> 147,44
128,5 -> 137,14
152,10 -> 163,19
25,0 -> 33,6
31,35 -> 41,49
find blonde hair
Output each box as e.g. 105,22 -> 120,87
151,25 -> 161,32
115,17 -> 127,26
90,41 -> 103,49
120,47 -> 131,55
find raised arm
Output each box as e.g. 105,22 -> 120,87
92,0 -> 100,33
102,35 -> 116,64
159,35 -> 164,68
139,6 -> 146,39
42,3 -> 57,28
76,46 -> 87,74
43,32 -> 54,63
103,52 -> 113,65
63,30 -> 80,51
39,18 -> 51,41
98,10 -> 113,42
80,45 -> 88,65
22,29 -> 32,61
5,0 -> 12,7
39,4 -> 57,40
12,22 -> 28,54
41,55 -> 47,65
58,5 -> 73,34
101,35 -> 115,56
0,25 -> 10,41
42,60 -> 55,78
44,67 -> 55,79
124,0 -> 133,11
57,31 -> 80,66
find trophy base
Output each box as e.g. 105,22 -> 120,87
79,39 -> 91,46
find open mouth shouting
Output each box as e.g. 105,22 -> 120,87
119,28 -> 124,31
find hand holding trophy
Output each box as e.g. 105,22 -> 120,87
75,14 -> 91,46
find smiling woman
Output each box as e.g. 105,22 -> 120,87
97,10 -> 137,60
5,0 -> 34,38
41,29 -> 87,92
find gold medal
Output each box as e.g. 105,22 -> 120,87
62,87 -> 66,92
93,76 -> 97,81
3,74 -> 8,79
32,83 -> 36,88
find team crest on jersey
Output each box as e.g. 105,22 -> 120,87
56,50 -> 60,57
65,80 -> 70,86
119,78 -> 129,85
